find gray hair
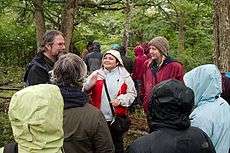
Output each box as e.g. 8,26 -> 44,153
39,30 -> 64,53
52,53 -> 87,86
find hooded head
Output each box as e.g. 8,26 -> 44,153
92,41 -> 101,52
111,44 -> 120,50
134,45 -> 144,56
111,44 -> 126,56
149,79 -> 194,130
183,64 -> 222,107
86,41 -> 93,52
8,84 -> 64,153
148,36 -> 169,57
103,49 -> 124,66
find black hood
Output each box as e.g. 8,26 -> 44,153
149,79 -> 194,130
58,85 -> 88,109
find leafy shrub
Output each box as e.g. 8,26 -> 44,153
0,112 -> 13,147
0,16 -> 36,67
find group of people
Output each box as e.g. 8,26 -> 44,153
0,30 -> 229,153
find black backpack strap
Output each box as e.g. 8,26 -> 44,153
3,143 -> 18,153
103,79 -> 115,116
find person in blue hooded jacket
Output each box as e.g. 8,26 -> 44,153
183,64 -> 230,153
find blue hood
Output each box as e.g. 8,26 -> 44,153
183,64 -> 222,107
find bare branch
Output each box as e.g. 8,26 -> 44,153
0,87 -> 21,91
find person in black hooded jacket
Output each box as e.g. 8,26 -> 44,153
84,41 -> 103,75
52,53 -> 115,153
126,79 -> 216,153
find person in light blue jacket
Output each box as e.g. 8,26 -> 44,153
183,64 -> 230,153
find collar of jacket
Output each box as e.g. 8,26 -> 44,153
150,56 -> 174,73
96,66 -> 130,79
37,52 -> 54,68
58,84 -> 88,109
150,119 -> 191,131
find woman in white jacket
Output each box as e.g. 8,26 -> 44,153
83,50 -> 137,153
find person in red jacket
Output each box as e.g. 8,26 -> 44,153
142,36 -> 185,118
221,72 -> 230,105
132,45 -> 148,106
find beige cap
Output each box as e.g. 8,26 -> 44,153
104,49 -> 124,66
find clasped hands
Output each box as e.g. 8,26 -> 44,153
111,99 -> 120,107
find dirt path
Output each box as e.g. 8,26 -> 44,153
124,107 -> 149,148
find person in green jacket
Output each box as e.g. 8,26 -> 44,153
0,84 -> 64,153
52,53 -> 115,153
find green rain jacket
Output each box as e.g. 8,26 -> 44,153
0,84 -> 64,153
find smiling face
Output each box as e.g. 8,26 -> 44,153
102,54 -> 119,71
149,45 -> 164,63
45,35 -> 66,61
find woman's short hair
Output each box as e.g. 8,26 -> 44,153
52,53 -> 87,85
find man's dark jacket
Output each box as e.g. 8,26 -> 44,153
84,51 -> 103,74
121,55 -> 133,74
126,80 -> 216,153
126,127 -> 215,153
24,52 -> 54,86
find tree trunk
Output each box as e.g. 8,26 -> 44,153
213,0 -> 230,72
32,0 -> 46,51
178,14 -> 185,52
122,0 -> 131,55
61,0 -> 78,52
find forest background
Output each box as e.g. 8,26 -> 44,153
0,0 -> 229,147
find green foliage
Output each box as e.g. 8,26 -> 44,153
0,0 -> 214,70
0,66 -> 24,85
0,66 -> 23,147
74,9 -> 125,53
177,48 -> 213,71
0,13 -> 37,66
129,0 -> 213,71
0,112 -> 13,147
